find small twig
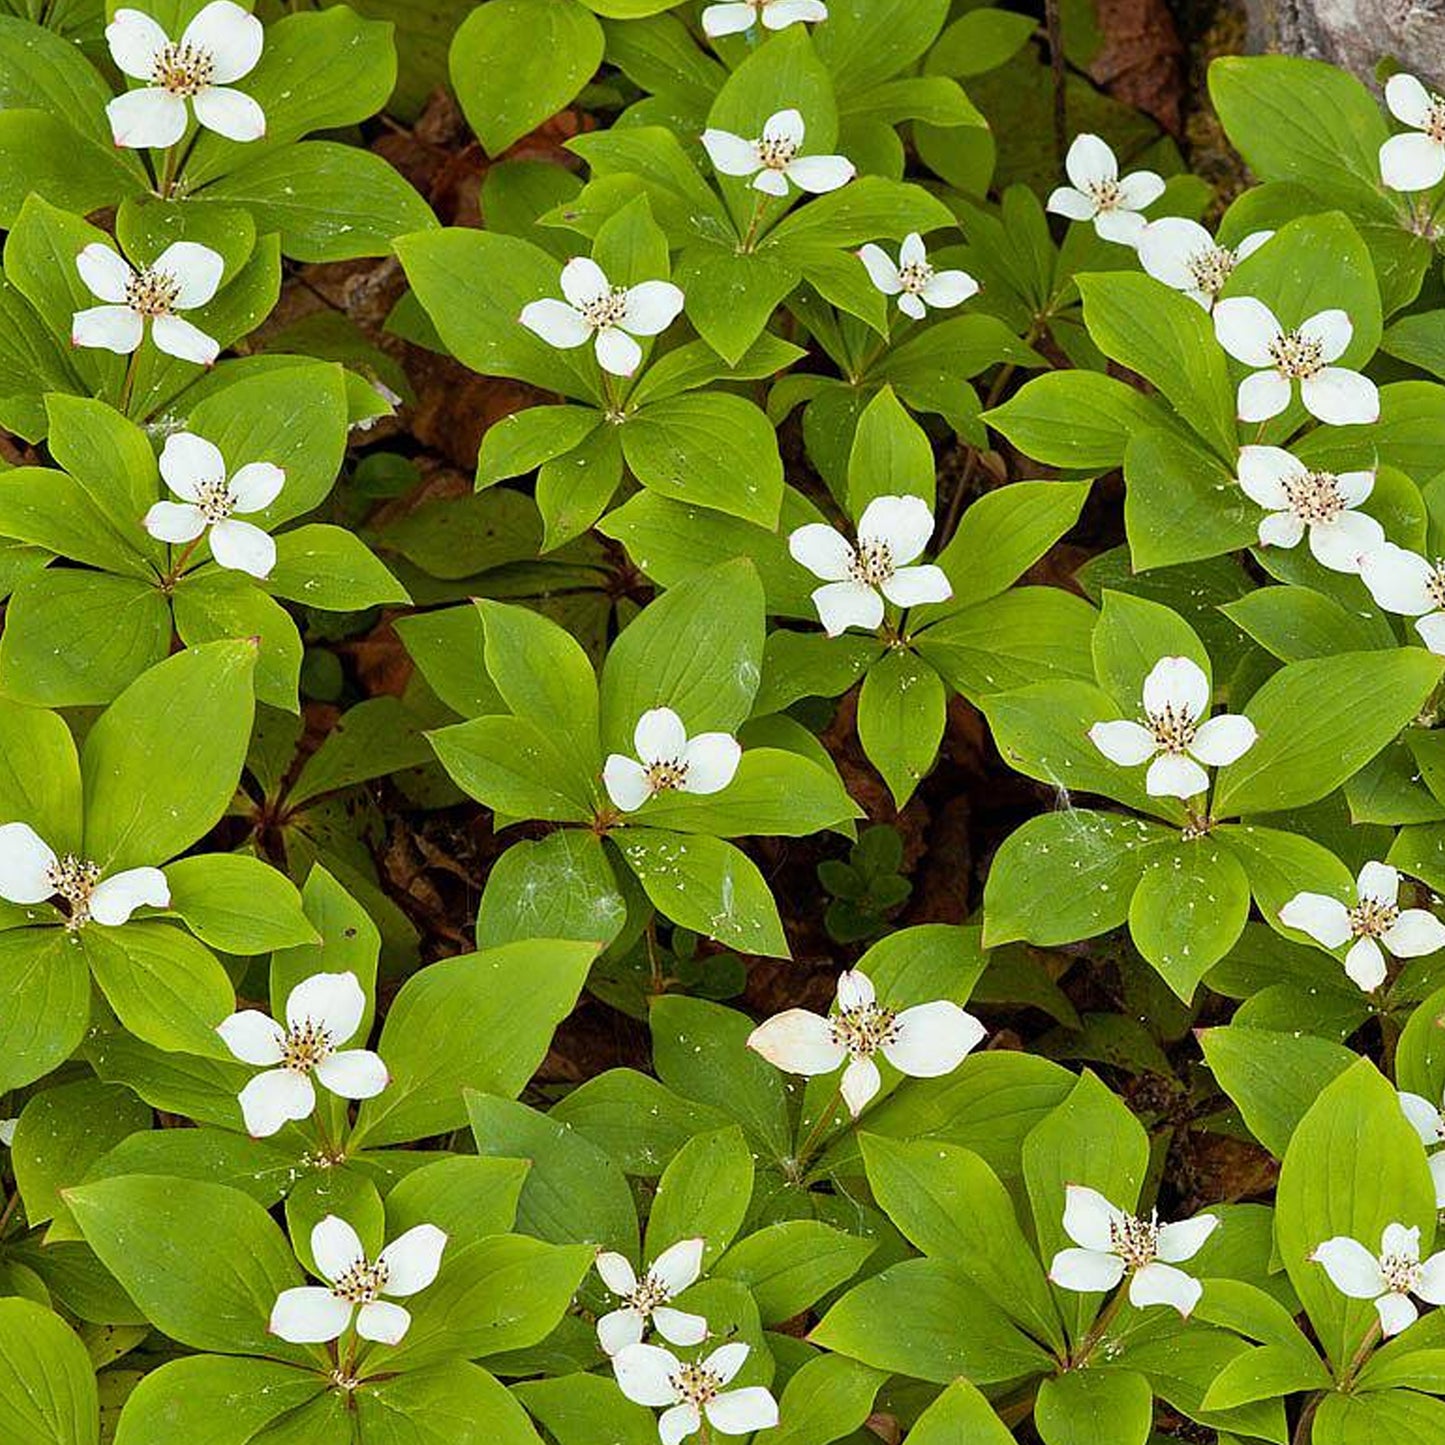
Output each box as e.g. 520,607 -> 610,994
1044,0 -> 1067,167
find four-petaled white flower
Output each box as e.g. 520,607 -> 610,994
216,970 -> 388,1138
857,232 -> 978,320
0,1120 -> 13,1148
1235,446 -> 1382,573
1088,656 -> 1256,800
1380,74 -> 1445,193
1312,1223 -> 1445,1337
701,0 -> 826,37
1400,1089 -> 1445,1208
1212,297 -> 1379,426
1049,1185 -> 1219,1317
106,1 -> 265,149
789,495 -> 951,637
595,1239 -> 707,1355
143,431 -> 284,579
270,1214 -> 446,1346
0,822 -> 168,930
747,967 -> 985,1118
1046,133 -> 1163,245
701,108 -> 854,197
73,241 -> 222,365
1280,862 -> 1445,993
1137,218 -> 1272,310
613,1340 -> 778,1445
520,258 -> 684,378
603,708 -> 741,814
1360,544 -> 1445,655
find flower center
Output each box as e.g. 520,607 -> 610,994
670,1362 -> 723,1408
1426,96 -> 1445,146
1185,244 -> 1236,298
627,1273 -> 671,1315
45,853 -> 101,931
126,268 -> 181,318
1425,561 -> 1445,613
1146,704 -> 1196,754
281,1018 -> 333,1073
580,286 -> 630,331
1267,329 -> 1324,380
756,134 -> 800,170
1279,468 -> 1348,525
1108,1212 -> 1160,1271
1085,178 -> 1125,212
829,1002 -> 899,1059
1348,896 -> 1399,939
150,40 -> 215,97
194,477 -> 236,524
897,260 -> 934,295
644,758 -> 688,795
331,1256 -> 389,1305
849,537 -> 895,587
1381,1252 -> 1421,1294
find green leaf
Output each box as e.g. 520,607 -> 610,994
265,524 -> 409,612
1034,1368 -> 1153,1445
0,112 -> 136,230
477,406 -> 601,488
907,1378 -> 1015,1445
646,1125 -> 753,1265
356,1361 -> 545,1445
429,714 -> 595,821
673,243 -> 800,366
985,372 -> 1171,470
846,386 -> 935,514
0,929 -> 92,1093
172,571 -> 302,713
714,1220 -> 875,1324
513,1374 -> 658,1445
111,1357 -> 322,1445
766,1353 -> 887,1445
476,831 -> 628,951
0,1296 -> 98,1445
1222,583 -> 1390,662
0,698 -> 82,851
286,697 -> 431,809
164,854 -> 316,955
1091,589 -> 1211,711
1312,1390 -> 1445,1444
857,650 -> 945,807
1123,428 -> 1256,571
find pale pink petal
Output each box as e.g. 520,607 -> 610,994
269,1286 -> 351,1343
747,1009 -> 847,1075
216,1009 -> 285,1066
0,823 -> 58,904
1050,1246 -> 1125,1293
314,1049 -> 388,1099
1279,892 -> 1352,949
882,1001 -> 985,1077
208,518 -> 276,578
88,866 -> 170,925
377,1223 -> 447,1296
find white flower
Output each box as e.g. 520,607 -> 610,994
1360,544 -> 1445,654
1137,219 -> 1272,310
701,108 -> 854,198
1312,1223 -> 1445,1337
613,1340 -> 778,1444
72,241 -> 222,365
0,1120 -> 16,1148
1280,861 -> 1445,993
1399,1090 -> 1445,1208
216,971 -> 388,1138
603,708 -> 741,814
520,258 -> 684,378
270,1214 -> 446,1346
1049,1186 -> 1218,1317
857,233 -> 978,321
789,495 -> 951,637
595,1239 -> 708,1355
143,431 -> 283,579
701,0 -> 826,36
0,822 -> 167,930
1235,445 -> 1382,573
1380,74 -> 1445,192
1212,297 -> 1379,426
747,968 -> 985,1118
1045,133 -> 1163,245
1088,656 -> 1256,800
106,2 -> 264,149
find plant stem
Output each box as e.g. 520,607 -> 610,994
792,1081 -> 846,1177
1071,1285 -> 1127,1367
739,194 -> 771,254
118,347 -> 142,414
160,535 -> 204,589
1291,1392 -> 1320,1445
1043,0 -> 1067,169
1338,1320 -> 1381,1389
0,1190 -> 19,1238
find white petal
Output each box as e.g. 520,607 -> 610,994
620,281 -> 684,337
857,243 -> 901,295
1046,186 -> 1096,221
700,128 -> 760,177
835,969 -> 875,1009
604,756 -> 651,813
1116,170 -> 1164,211
1345,936 -> 1387,992
752,168 -> 791,197
1128,1261 -> 1202,1316
154,242 -> 224,309
1361,545 -> 1437,616
1357,861 -> 1399,905
1383,909 -> 1445,958
286,970 -> 365,1042
106,87 -> 188,149
1418,613 -> 1445,654
1235,445 -> 1296,509
1189,713 -> 1256,767
1237,370 -> 1292,422
378,1223 -> 447,1296
680,733 -> 740,795
1400,1091 -> 1445,1145
160,432 -> 225,499
595,1251 -> 638,1297
1432,1154 -> 1445,1209
1381,132 -> 1445,191
613,1343 -> 683,1407
1279,892 -> 1352,948
216,1009 -> 285,1066
1301,368 -> 1380,427
701,3 -> 756,36
150,314 -> 220,366
1093,208 -> 1147,246
897,232 -> 926,267
706,1387 -> 780,1435
763,0 -> 826,25
1377,1292 -> 1418,1337
920,270 -> 978,308
1213,296 -> 1282,368
560,256 -> 609,309
595,326 -> 643,377
898,293 -> 926,321
269,1286 -> 351,1343
1387,73 -> 1438,128
858,494 -> 934,566
1089,720 -> 1157,767
209,518 -> 276,579
356,1299 -> 411,1343
1335,469 -> 1375,508
238,1069 -> 315,1137
653,1307 -> 708,1347
882,1001 -> 985,1077
314,1049 -> 388,1100
191,86 -> 266,142
597,1307 -> 644,1355
812,580 -> 884,637
746,1010 -> 847,1075
1299,308 -> 1352,364
1143,655 -> 1208,721
311,1215 -> 365,1282
634,707 -> 687,765
1417,1251 -> 1445,1305
1137,218 -> 1213,290
659,1404 -> 701,1445
0,823 -> 58,904
1383,1222 -> 1422,1261
1257,510 -> 1306,550
785,154 -> 855,193
1236,230 -> 1273,260
1061,1186 -> 1124,1252
704,1341 -> 749,1386
181,0 -> 263,81
228,461 -> 285,513
71,304 -> 144,355
789,523 -> 855,582
761,108 -> 805,149
106,8 -> 169,79
1156,1213 -> 1220,1263
840,1055 -> 881,1116
519,298 -> 591,349
881,565 -> 952,609
1064,133 -> 1117,190
145,500 -> 207,545
89,866 -> 170,925
1146,752 -> 1209,799
1050,1246 -> 1125,1293
651,1238 -> 704,1295
76,244 -> 134,304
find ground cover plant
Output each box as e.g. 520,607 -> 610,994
5,0 -> 1445,1441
